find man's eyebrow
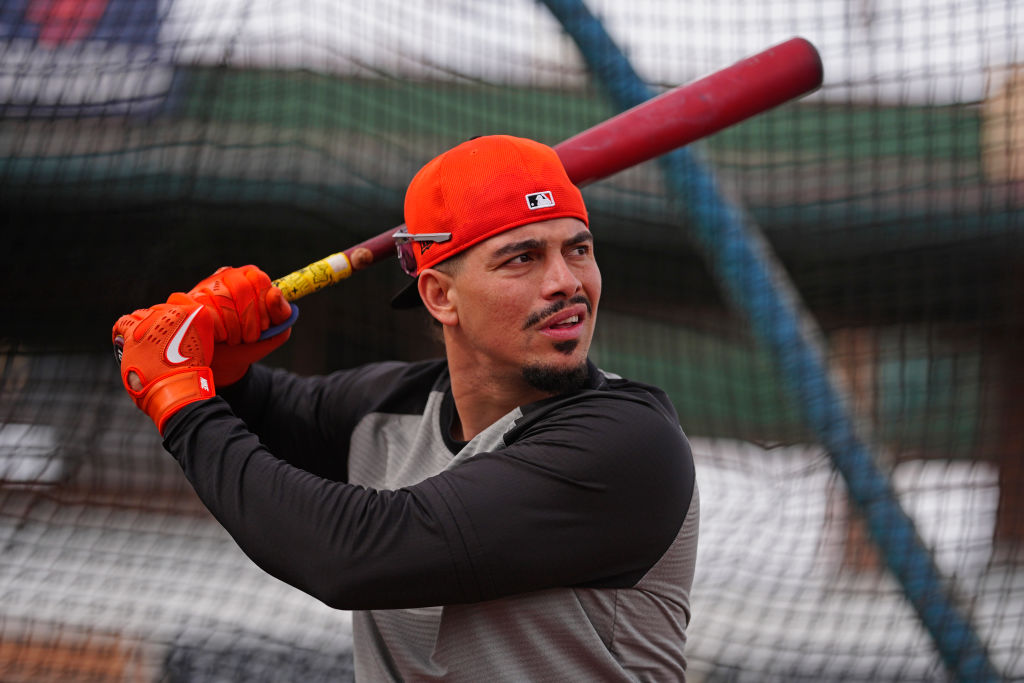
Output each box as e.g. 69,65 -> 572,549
491,238 -> 543,259
565,230 -> 593,246
490,231 -> 593,260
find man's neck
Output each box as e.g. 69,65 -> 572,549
446,361 -> 549,442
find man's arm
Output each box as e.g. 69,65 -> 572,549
162,390 -> 694,610
211,360 -> 436,481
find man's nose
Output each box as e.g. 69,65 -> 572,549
542,254 -> 582,298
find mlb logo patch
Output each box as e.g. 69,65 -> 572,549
525,191 -> 555,210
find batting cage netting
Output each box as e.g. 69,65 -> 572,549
2,0 -> 1023,680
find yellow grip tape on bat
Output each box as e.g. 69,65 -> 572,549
272,251 -> 354,302
259,252 -> 353,340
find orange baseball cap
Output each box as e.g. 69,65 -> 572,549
391,135 -> 588,308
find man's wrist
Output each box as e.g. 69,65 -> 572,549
130,367 -> 216,434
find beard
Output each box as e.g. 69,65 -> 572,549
521,357 -> 589,396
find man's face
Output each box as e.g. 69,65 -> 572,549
445,217 -> 601,395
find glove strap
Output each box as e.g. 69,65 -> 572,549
131,367 -> 216,434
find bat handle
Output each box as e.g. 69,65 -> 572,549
273,251 -> 356,302
255,250 -> 355,340
259,303 -> 300,341
257,231 -> 399,340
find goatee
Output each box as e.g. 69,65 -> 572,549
521,360 -> 589,396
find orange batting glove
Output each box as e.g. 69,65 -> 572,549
183,265 -> 293,386
112,295 -> 216,434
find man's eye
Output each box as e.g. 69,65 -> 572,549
507,253 -> 533,265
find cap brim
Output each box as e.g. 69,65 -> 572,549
390,277 -> 424,309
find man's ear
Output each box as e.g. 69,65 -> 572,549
418,268 -> 459,326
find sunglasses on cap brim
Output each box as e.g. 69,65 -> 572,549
392,228 -> 452,277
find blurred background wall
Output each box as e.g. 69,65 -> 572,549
1,1 -> 1022,680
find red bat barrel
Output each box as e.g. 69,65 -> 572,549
555,37 -> 823,186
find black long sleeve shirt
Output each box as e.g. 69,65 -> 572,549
162,359 -> 698,681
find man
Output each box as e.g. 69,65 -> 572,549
113,135 -> 699,681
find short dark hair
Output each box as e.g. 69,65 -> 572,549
432,250 -> 465,277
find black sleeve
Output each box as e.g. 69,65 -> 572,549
423,391 -> 695,599
162,391 -> 693,611
213,361 -> 423,481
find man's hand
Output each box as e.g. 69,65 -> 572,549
184,265 -> 293,386
112,295 -> 216,434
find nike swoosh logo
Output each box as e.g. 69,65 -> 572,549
165,306 -> 204,364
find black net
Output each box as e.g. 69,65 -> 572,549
2,1 -> 1023,680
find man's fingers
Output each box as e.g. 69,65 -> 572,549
244,268 -> 273,331
112,309 -> 147,340
220,268 -> 262,343
183,266 -> 287,343
266,286 -> 293,325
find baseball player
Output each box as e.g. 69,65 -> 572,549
112,135 -> 699,681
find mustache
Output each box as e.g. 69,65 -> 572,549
522,295 -> 592,330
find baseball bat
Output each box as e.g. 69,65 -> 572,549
263,36 -> 822,337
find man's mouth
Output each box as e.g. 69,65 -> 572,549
549,314 -> 580,329
538,307 -> 587,342
524,296 -> 591,331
